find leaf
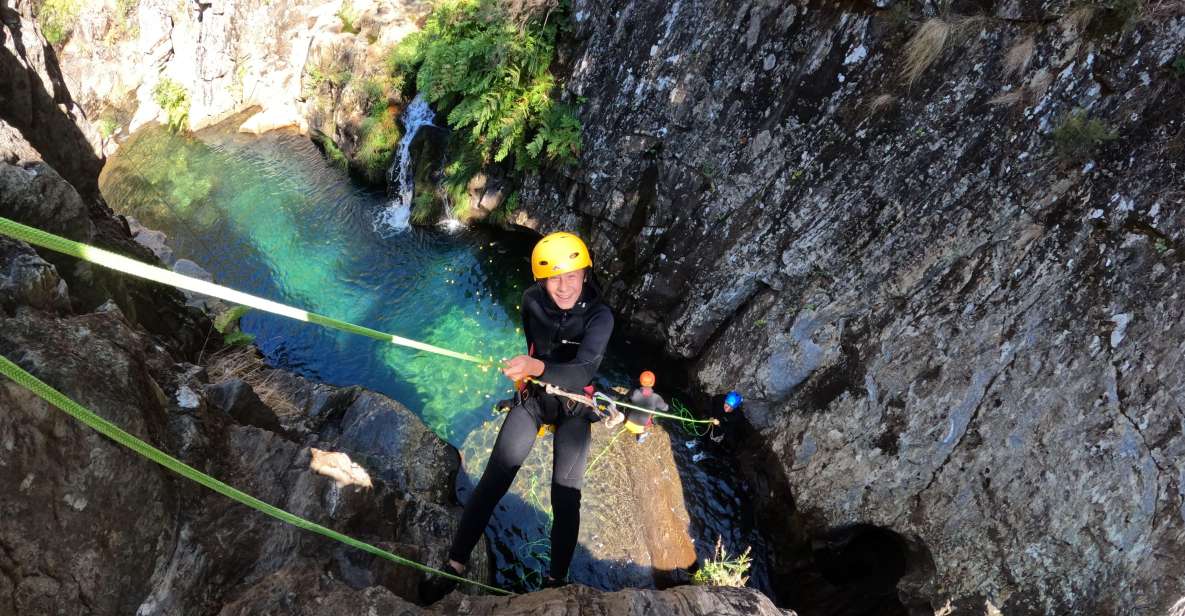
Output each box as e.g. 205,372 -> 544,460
214,305 -> 251,334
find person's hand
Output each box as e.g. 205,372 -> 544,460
604,409 -> 624,429
502,355 -> 544,382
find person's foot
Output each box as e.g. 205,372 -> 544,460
636,432 -> 649,444
419,560 -> 464,604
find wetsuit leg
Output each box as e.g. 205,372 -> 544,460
447,399 -> 542,566
549,410 -> 592,580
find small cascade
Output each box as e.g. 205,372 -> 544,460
374,94 -> 436,234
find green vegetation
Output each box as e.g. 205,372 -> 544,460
486,190 -> 519,225
357,105 -> 402,183
37,0 -> 82,46
1051,108 -> 1117,162
315,132 -> 349,170
153,78 -> 190,132
386,0 -> 581,221
214,306 -> 255,347
1172,56 -> 1185,78
691,537 -> 752,587
96,116 -> 118,140
337,0 -> 360,34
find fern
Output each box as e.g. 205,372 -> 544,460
388,0 -> 582,213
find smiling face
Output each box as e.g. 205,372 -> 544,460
544,268 -> 585,310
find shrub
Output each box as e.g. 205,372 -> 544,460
1051,108 -> 1117,161
356,105 -> 403,183
388,0 -> 582,210
691,537 -> 752,588
37,0 -> 82,46
337,0 -> 360,34
96,116 -> 118,140
152,78 -> 190,132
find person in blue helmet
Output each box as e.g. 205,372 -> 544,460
709,390 -> 743,444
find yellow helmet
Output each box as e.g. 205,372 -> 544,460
531,232 -> 592,280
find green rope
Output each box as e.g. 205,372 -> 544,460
0,353 -> 511,596
585,427 -> 627,474
0,216 -> 490,366
669,398 -> 712,437
523,377 -> 717,427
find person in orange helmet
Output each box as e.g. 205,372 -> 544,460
626,370 -> 668,444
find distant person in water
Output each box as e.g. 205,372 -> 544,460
626,370 -> 668,444
709,390 -> 743,444
420,231 -> 614,603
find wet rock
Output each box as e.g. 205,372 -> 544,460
127,216 -> 177,266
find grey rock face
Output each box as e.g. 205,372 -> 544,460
0,309 -> 179,615
517,1 -> 1185,613
0,236 -> 69,312
0,2 -> 104,198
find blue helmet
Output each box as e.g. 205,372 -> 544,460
724,391 -> 743,408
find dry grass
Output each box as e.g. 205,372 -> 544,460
1145,0 -> 1185,16
989,68 -> 1053,107
901,18 -> 952,86
1003,36 -> 1035,79
900,16 -> 988,86
1061,6 -> 1096,33
207,346 -> 303,418
988,89 -> 1026,106
867,93 -> 897,114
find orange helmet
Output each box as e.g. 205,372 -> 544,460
639,371 -> 656,387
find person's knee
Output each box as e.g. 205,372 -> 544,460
551,483 -> 582,513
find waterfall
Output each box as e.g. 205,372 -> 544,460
373,94 -> 436,234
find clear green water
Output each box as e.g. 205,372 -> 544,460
100,125 -> 529,444
99,124 -> 771,595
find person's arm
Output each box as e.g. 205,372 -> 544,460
520,293 -> 534,355
657,396 -> 669,412
538,307 -> 614,391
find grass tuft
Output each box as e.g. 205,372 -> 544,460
691,537 -> 752,587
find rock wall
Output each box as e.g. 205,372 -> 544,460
54,0 -> 426,143
514,1 -> 1185,614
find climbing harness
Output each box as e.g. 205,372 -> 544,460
0,353 -> 511,596
524,377 -> 718,428
0,217 -> 490,366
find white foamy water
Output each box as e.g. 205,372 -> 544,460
374,94 -> 436,234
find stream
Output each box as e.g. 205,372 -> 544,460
98,122 -> 772,596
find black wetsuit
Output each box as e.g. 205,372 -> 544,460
708,394 -> 744,446
447,280 -> 614,580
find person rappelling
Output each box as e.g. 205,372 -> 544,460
709,390 -> 743,444
420,231 -> 614,602
625,370 -> 668,444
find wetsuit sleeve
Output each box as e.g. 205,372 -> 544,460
538,307 -> 614,391
656,395 -> 669,412
520,294 -> 534,355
